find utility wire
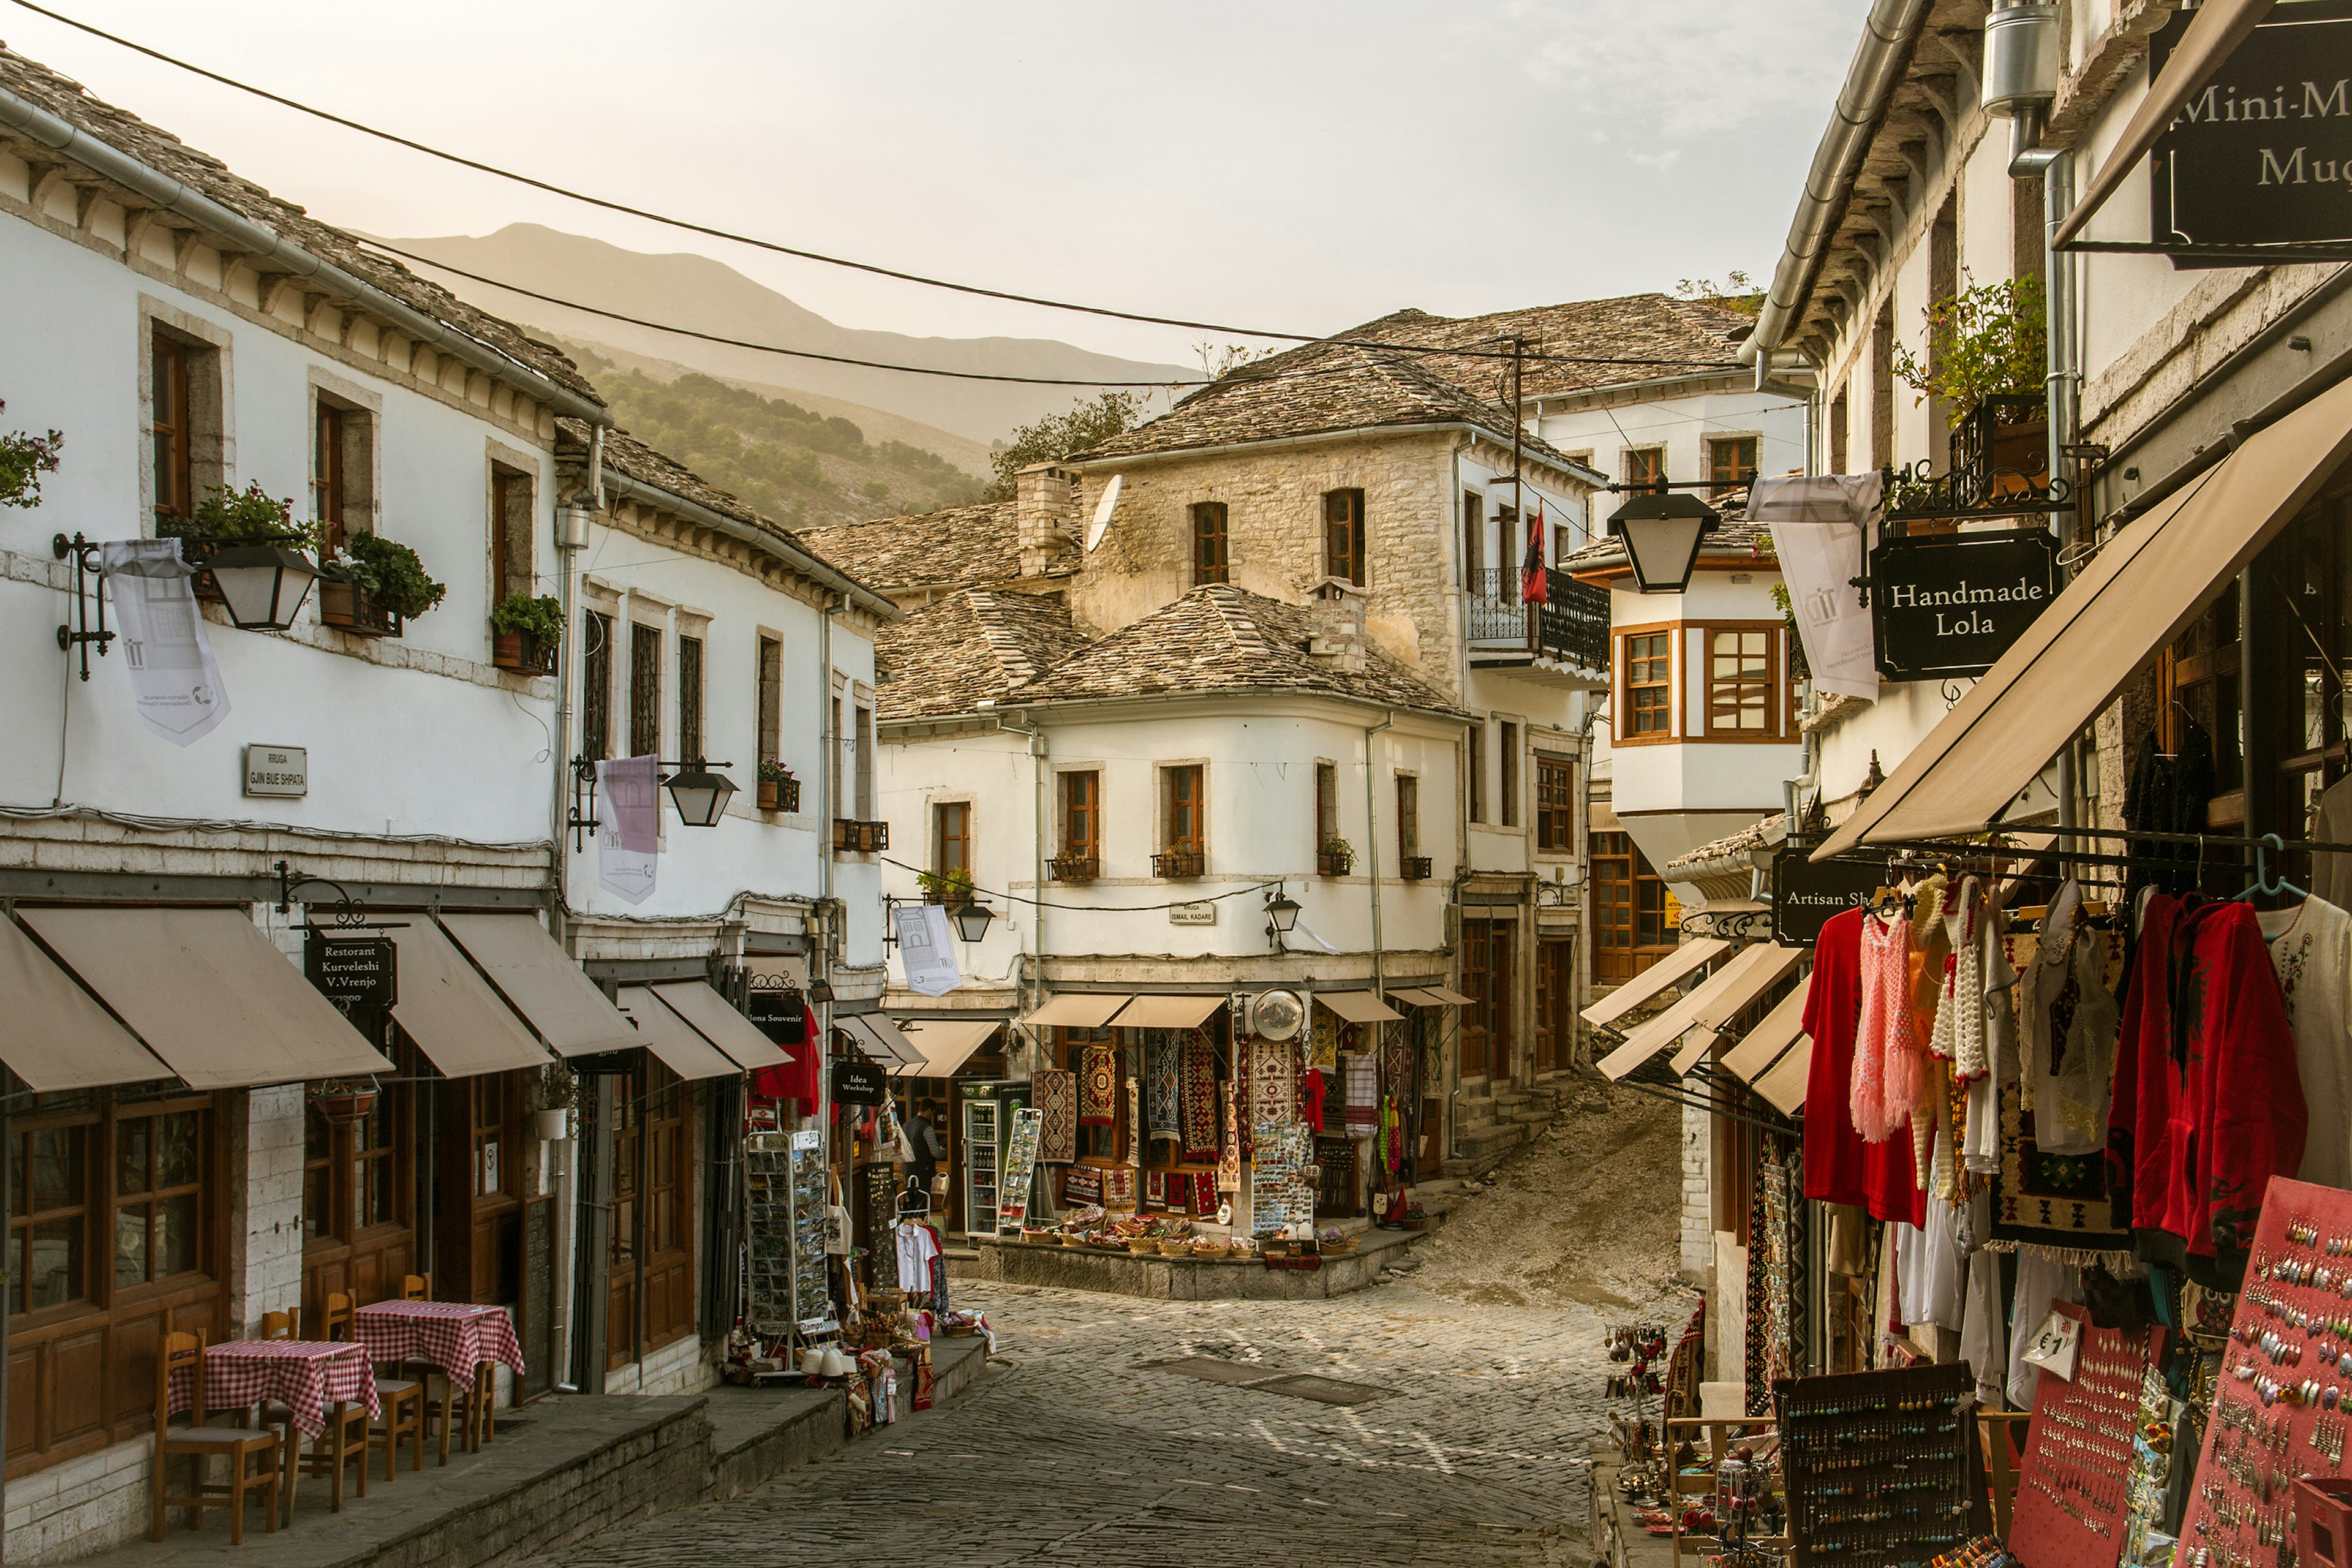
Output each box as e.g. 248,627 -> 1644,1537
4,0 -> 1744,372
878,854 -> 1282,914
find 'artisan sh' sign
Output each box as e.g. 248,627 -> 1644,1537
1870,529 -> 2057,682
2152,0 -> 2352,254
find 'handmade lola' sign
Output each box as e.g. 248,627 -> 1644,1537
1870,527 -> 2057,681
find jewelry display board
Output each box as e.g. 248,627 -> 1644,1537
996,1107 -> 1042,1232
2177,1175 -> 2352,1565
1774,1360 -> 1983,1568
2010,1302 -> 2166,1568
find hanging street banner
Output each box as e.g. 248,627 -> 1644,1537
894,903 -> 962,997
102,540 -> 230,747
2150,0 -> 2352,255
595,755 -> 660,905
1772,848 -> 1890,947
1870,528 -> 2058,682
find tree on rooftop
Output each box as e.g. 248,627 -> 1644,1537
987,390 -> 1148,500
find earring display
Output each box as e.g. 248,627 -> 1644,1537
2007,1302 -> 2166,1568
1773,1362 -> 1985,1568
2176,1175 -> 2352,1566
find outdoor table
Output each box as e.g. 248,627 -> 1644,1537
166,1338 -> 380,1523
352,1301 -> 526,1461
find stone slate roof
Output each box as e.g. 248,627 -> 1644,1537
1009,585 -> 1464,717
799,503 -> 1020,596
0,48 -> 600,408
1072,333 -> 1594,476
875,589 -> 1090,722
1665,812 -> 1787,876
1354,296 -> 1754,402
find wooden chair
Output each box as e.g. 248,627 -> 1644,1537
152,1332 -> 280,1543
306,1294 -> 371,1509
368,1314 -> 426,1480
399,1275 -> 431,1300
423,1364 -> 490,1465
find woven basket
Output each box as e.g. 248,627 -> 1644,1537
1129,1238 -> 1161,1256
1058,1232 -> 1087,1248
1319,1237 -> 1360,1256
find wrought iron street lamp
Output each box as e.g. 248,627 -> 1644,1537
208,545 -> 322,631
1264,887 -> 1302,951
948,900 -> 995,944
1606,490 -> 1722,594
660,764 -> 739,827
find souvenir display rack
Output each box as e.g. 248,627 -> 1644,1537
786,1137 -> 831,1331
1774,1361 -> 1982,1568
995,1107 -> 1042,1232
2177,1175 -> 2352,1566
2008,1302 -> 2165,1568
743,1134 -> 795,1335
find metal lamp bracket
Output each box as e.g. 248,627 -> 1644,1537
51,533 -> 115,680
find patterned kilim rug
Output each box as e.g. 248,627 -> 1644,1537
1218,1085 -> 1241,1193
1079,1044 -> 1117,1127
1251,1039 -> 1295,1134
1146,1034 -> 1180,1144
1180,1036 -> 1218,1162
1033,1069 -> 1077,1164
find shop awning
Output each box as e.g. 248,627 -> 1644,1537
1721,977 -> 1813,1090
1107,994 -> 1225,1029
1022,993 -> 1129,1029
0,916 -> 174,1090
616,986 -> 741,1080
1816,372 -> 2352,860
837,1012 -> 922,1066
1753,1038 -> 1814,1118
1316,990 -> 1404,1025
891,1018 -> 1000,1079
651,981 -> 790,1071
2053,0 -> 2274,249
438,913 -> 640,1058
383,920 -> 554,1079
1391,985 -> 1475,1007
1597,942 -> 1803,1082
15,906 -> 391,1090
1580,938 -> 1729,1030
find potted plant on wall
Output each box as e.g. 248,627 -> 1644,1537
757,758 -> 801,813
1317,834 -> 1355,877
167,484 -> 316,602
320,531 -> 446,638
1892,274 -> 2050,510
490,592 -> 563,674
917,867 -> 977,909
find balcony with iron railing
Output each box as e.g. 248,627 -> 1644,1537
1464,567 -> 1609,673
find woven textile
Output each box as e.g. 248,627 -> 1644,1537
1079,1044 -> 1117,1126
1251,1039 -> 1296,1133
1145,1170 -> 1166,1207
1308,1005 -> 1341,1069
1179,1037 -> 1218,1161
1145,1034 -> 1181,1142
1250,1120 -> 1315,1236
1384,1030 -> 1412,1102
168,1340 -> 380,1438
353,1299 -> 527,1381
1191,1170 -> 1218,1215
1102,1164 -> 1136,1208
1232,1039 -> 1253,1142
1033,1069 -> 1078,1164
1125,1075 -> 1140,1164
1343,1053 -> 1377,1137
1218,1085 -> 1241,1192
1991,930 -> 2132,1254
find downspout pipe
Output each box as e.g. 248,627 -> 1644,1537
1362,710 -> 1395,1000
0,85 -> 610,428
2013,122 -> 2082,837
1740,0 -> 1933,372
992,710 -> 1049,1031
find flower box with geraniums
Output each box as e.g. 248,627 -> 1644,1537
918,868 -> 976,910
1317,835 -> 1355,878
321,531 -> 445,639
162,484 -> 317,603
489,592 -> 562,674
756,760 -> 801,813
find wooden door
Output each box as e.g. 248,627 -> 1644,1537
1535,938 -> 1573,1073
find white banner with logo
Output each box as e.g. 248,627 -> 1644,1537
595,755 -> 660,904
895,903 -> 962,996
101,540 -> 230,746
1750,473 -> 1884,702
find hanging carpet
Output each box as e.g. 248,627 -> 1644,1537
1079,1044 -> 1117,1127
1033,1069 -> 1077,1165
1180,1036 -> 1219,1163
1146,1033 -> 1181,1142
1251,1039 -> 1296,1134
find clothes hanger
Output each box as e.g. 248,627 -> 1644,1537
2235,833 -> 2309,919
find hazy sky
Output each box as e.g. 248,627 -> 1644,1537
3,0 -> 1876,366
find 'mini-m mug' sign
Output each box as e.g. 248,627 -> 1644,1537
2153,0 -> 2352,254
1869,529 -> 2058,682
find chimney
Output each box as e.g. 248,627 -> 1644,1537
1015,462 -> 1079,578
1306,576 -> 1368,673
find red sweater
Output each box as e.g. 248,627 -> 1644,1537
2159,901 -> 2305,1286
1804,906 -> 1924,1227
2108,894 -> 2185,1238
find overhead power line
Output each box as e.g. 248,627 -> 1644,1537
4,0 -> 1745,375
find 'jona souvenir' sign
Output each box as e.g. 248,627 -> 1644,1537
1870,528 -> 2057,681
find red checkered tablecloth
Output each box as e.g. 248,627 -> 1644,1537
353,1300 -> 526,1382
167,1341 -> 380,1438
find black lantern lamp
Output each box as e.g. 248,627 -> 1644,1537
949,900 -> 995,943
1264,887 -> 1302,950
208,545 -> 322,631
661,764 -> 739,827
1606,490 -> 1722,595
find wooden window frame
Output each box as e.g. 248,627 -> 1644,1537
1706,435 -> 1759,499
581,609 -> 615,762
1624,447 -> 1665,488
676,633 -> 706,763
755,635 -> 783,774
489,466 -> 533,608
1396,773 -> 1419,862
1499,721 -> 1521,827
1697,621 -> 1790,741
1163,764 -> 1206,855
1323,488 -> 1366,586
1468,723 -> 1486,824
628,621 -> 664,760
1191,502 -> 1229,586
1059,770 -> 1101,864
1590,831 -> 1675,982
313,405 -> 347,557
935,801 -> 972,878
150,330 -> 192,527
1461,490 -> 1485,586
1534,753 -> 1575,853
1616,624 -> 1678,745
1314,761 -> 1338,850
301,1041 -> 416,1333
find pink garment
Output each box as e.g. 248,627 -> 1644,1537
1854,911 -> 1917,1145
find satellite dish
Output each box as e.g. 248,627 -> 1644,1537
1085,474 -> 1123,552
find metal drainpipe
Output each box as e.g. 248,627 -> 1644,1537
549,424 -> 600,1388
2013,111 -> 2081,837
816,594 -> 840,1144
1362,711 -> 1395,1000
991,712 -> 1047,1026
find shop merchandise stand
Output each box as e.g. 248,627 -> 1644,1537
2007,1302 -> 2166,1568
1973,1409 -> 2031,1537
1664,1417 -> 1787,1568
1773,1362 -> 1985,1568
2177,1175 -> 2352,1567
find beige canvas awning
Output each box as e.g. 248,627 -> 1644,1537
1753,1038 -> 1814,1118
17,906 -> 391,1090
384,920 -> 554,1079
891,1018 -> 1000,1079
0,916 -> 173,1090
1022,993 -> 1130,1030
1391,985 -> 1475,1007
2053,0 -> 2275,249
1598,942 -> 1804,1082
1316,990 -> 1404,1025
1580,938 -> 1729,1030
837,1012 -> 922,1066
616,986 -> 741,1080
1817,373 -> 2352,860
438,913 -> 639,1058
1721,976 -> 1814,1088
652,981 -> 790,1071
1106,994 -> 1226,1029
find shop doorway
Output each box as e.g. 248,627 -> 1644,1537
1534,937 -> 1574,1073
1460,919 -> 1512,1079
1591,832 -> 1675,983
